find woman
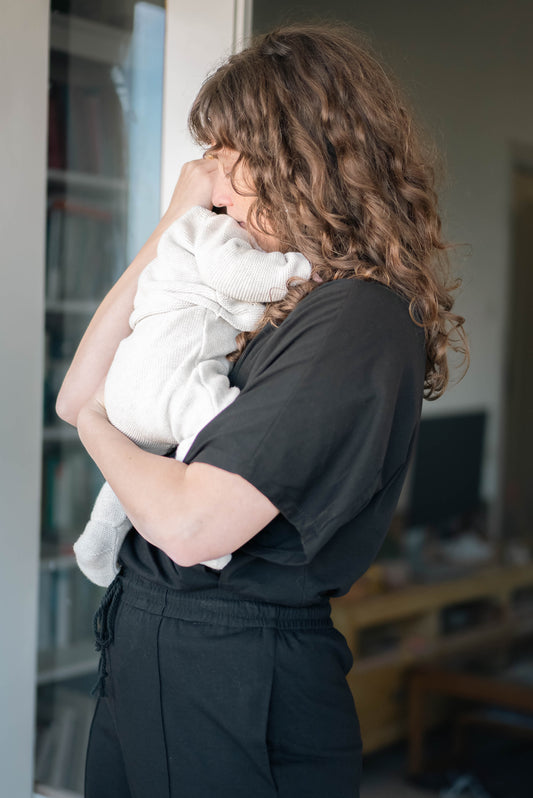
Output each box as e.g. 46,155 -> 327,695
57,24 -> 467,798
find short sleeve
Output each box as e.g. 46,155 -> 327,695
184,280 -> 425,563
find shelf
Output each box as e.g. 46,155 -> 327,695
40,550 -> 76,572
35,785 -> 82,798
37,640 -> 98,686
43,426 -> 80,443
45,299 -> 100,315
50,12 -> 130,65
334,563 -> 533,629
48,168 -> 127,193
353,617 -> 533,675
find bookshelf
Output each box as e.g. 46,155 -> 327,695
48,167 -> 128,192
2,3 -> 244,795
37,641 -> 100,687
36,2 -> 166,793
49,12 -> 131,65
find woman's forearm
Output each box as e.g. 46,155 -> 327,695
76,401 -> 278,566
76,403 -> 189,555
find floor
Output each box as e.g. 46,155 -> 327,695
359,734 -> 533,798
360,743 -> 437,798
363,775 -> 436,798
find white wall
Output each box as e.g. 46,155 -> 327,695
161,0 -> 252,211
253,0 -> 533,506
0,2 -> 49,796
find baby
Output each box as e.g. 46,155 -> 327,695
74,206 -> 311,586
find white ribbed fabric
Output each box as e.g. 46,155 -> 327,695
74,208 -> 311,586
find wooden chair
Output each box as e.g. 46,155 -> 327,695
407,661 -> 533,775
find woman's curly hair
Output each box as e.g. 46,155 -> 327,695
189,23 -> 468,399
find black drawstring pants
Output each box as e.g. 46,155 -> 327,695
85,570 -> 362,797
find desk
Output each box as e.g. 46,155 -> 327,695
407,662 -> 533,775
330,563 -> 533,753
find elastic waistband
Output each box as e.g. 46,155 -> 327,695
119,569 -> 332,630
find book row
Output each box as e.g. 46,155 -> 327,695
46,196 -> 126,302
48,77 -> 126,177
41,444 -> 104,541
38,563 -> 102,653
35,686 -> 96,794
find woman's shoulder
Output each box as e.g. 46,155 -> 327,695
288,277 -> 422,342
235,276 -> 425,386
280,277 -> 425,376
240,277 -> 425,379
306,276 -> 410,310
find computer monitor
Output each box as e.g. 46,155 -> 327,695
408,411 -> 486,528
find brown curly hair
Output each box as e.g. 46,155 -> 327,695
189,23 -> 468,399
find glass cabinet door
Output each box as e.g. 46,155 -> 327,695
36,2 -> 165,793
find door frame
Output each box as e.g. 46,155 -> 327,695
161,0 -> 253,212
497,142 -> 533,559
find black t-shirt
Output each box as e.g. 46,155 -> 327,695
119,278 -> 426,606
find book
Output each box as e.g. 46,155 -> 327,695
35,687 -> 96,792
46,198 -> 115,301
47,83 -> 65,170
48,72 -> 126,178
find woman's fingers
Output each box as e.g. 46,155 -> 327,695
166,158 -> 218,220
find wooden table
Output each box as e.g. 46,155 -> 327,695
330,563 -> 533,754
407,662 -> 533,775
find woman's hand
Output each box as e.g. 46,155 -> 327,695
165,158 -> 218,222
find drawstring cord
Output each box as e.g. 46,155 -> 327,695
91,576 -> 123,697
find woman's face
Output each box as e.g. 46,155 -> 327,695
210,149 -> 280,252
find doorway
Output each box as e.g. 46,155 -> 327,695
502,164 -> 533,553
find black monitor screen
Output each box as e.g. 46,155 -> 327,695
408,412 -> 486,527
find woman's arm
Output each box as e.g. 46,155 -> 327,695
56,159 -> 218,426
77,393 -> 278,566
